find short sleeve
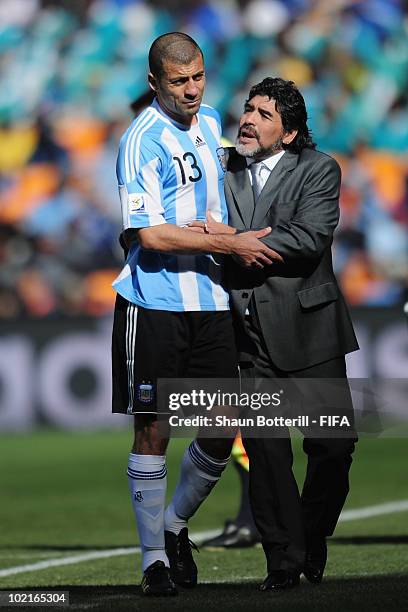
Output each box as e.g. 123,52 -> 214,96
116,123 -> 166,229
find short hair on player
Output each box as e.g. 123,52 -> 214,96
247,77 -> 316,153
148,32 -> 203,80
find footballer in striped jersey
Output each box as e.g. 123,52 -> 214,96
111,32 -> 278,597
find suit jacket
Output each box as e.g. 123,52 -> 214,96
224,147 -> 359,371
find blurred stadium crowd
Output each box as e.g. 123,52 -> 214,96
0,0 -> 407,318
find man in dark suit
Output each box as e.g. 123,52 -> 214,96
205,77 -> 359,591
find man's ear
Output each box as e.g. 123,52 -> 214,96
283,130 -> 298,145
148,72 -> 157,93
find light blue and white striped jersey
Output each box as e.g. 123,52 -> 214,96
113,98 -> 229,312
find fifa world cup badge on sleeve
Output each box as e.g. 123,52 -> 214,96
138,382 -> 154,404
129,193 -> 147,214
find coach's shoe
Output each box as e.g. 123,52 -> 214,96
259,569 -> 300,591
165,528 -> 198,588
141,560 -> 178,596
202,520 -> 260,548
303,539 -> 327,584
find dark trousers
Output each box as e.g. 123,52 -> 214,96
240,316 -> 357,572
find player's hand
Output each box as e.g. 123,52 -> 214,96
204,212 -> 236,235
184,224 -> 206,233
230,228 -> 283,268
188,213 -> 236,235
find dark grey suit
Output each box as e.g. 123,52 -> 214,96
224,146 -> 358,572
225,147 -> 358,370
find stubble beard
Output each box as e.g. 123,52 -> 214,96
235,135 -> 284,159
235,142 -> 262,157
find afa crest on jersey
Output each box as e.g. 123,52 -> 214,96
137,383 -> 154,403
216,147 -> 226,173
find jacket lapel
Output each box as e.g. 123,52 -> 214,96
251,151 -> 298,228
225,151 -> 254,227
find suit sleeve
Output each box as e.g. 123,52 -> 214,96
260,156 -> 341,261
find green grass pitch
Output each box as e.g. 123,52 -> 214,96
0,430 -> 407,610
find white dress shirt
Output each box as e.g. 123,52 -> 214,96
246,149 -> 286,193
243,150 -> 285,315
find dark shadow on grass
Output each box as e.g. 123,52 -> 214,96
14,574 -> 408,611
3,535 -> 408,552
330,535 -> 408,545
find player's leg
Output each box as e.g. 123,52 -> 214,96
165,311 -> 237,533
163,434 -> 232,588
128,415 -> 170,574
164,311 -> 238,584
164,436 -> 233,536
112,297 -> 188,595
201,433 -> 260,548
128,416 -> 175,596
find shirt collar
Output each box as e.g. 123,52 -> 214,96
246,149 -> 286,171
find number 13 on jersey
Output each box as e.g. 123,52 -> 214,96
173,152 -> 203,185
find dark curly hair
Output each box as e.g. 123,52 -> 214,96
247,77 -> 316,153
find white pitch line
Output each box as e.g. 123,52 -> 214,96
1,500 -> 408,579
0,530 -> 218,579
339,499 -> 408,521
0,547 -> 140,579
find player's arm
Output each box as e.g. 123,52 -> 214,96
137,224 -> 282,268
188,212 -> 237,235
119,195 -> 281,268
186,213 -> 283,264
117,133 -> 170,253
118,133 -> 280,267
259,157 -> 341,261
